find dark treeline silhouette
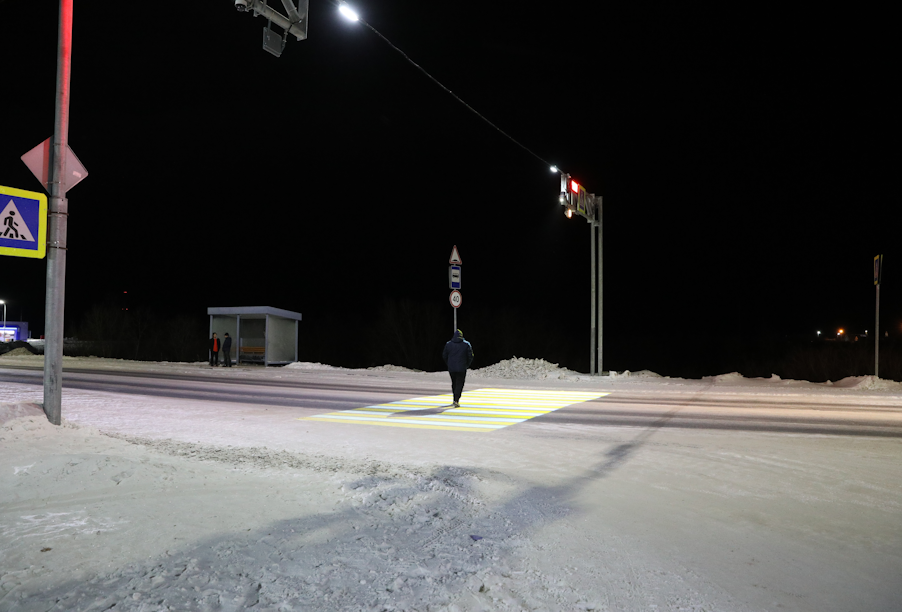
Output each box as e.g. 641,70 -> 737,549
297,298 -> 585,372
609,333 -> 902,382
65,299 -> 902,382
69,302 -> 209,362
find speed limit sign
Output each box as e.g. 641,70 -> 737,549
449,290 -> 462,308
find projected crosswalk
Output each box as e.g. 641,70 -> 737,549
301,388 -> 609,432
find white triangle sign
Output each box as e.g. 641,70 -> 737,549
449,245 -> 462,264
0,200 -> 36,242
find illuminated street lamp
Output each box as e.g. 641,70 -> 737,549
338,2 -> 359,21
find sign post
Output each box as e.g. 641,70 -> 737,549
874,254 -> 883,378
449,246 -> 462,332
23,0 -> 77,426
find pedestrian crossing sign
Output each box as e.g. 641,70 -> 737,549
0,185 -> 47,259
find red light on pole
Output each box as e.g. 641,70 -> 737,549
570,179 -> 580,193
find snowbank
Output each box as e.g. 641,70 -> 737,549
367,364 -> 422,373
0,407 -> 608,611
608,370 -> 664,380
282,361 -> 346,371
832,375 -> 902,391
700,371 -> 902,392
470,357 -> 582,380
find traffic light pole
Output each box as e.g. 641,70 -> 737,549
596,199 -> 602,374
589,202 -> 602,375
874,254 -> 883,379
560,174 -> 603,375
43,0 -> 73,426
590,219 -> 597,374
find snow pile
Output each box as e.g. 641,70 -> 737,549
367,364 -> 421,373
0,408 -> 604,612
283,361 -> 346,371
698,372 -> 902,392
286,362 -> 424,374
703,372 -> 791,385
703,372 -> 747,384
0,402 -> 44,425
470,357 -> 579,380
0,349 -> 42,360
3,346 -> 37,357
608,370 -> 664,380
832,375 -> 902,391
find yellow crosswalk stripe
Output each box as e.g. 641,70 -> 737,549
301,388 -> 609,431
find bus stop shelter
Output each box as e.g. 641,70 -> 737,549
207,306 -> 302,366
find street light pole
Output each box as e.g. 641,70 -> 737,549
1,300 -> 6,341
43,0 -> 73,426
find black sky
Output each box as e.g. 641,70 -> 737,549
0,2 -> 897,373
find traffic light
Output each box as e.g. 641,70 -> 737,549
559,174 -> 595,220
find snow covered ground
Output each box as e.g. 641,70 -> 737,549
1,353 -> 901,611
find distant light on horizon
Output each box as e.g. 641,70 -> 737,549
338,3 -> 359,21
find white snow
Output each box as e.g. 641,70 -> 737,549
1,353 -> 901,611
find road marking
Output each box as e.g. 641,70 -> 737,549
301,388 -> 609,431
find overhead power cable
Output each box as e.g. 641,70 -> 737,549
331,1 -> 560,174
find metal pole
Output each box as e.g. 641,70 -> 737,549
264,314 -> 269,367
589,219 -> 596,374
43,0 -> 73,426
236,315 -> 241,366
453,307 -> 457,333
597,197 -> 603,374
875,282 -> 880,378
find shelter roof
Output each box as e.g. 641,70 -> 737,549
207,306 -> 302,321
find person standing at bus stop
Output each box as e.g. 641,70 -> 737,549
442,329 -> 474,407
222,332 -> 233,368
209,332 -> 221,367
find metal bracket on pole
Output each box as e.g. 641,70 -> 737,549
247,0 -> 308,43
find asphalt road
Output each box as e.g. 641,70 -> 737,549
3,365 -> 901,438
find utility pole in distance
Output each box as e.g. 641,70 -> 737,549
874,254 -> 883,378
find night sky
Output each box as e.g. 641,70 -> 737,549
1,2 -> 896,375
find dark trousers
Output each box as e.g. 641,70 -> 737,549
449,370 -> 467,403
223,350 -> 232,367
210,351 -> 219,366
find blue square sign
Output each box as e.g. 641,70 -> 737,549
0,185 -> 47,259
449,265 -> 461,289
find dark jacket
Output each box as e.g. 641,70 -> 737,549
209,337 -> 220,353
442,330 -> 474,372
222,336 -> 232,353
